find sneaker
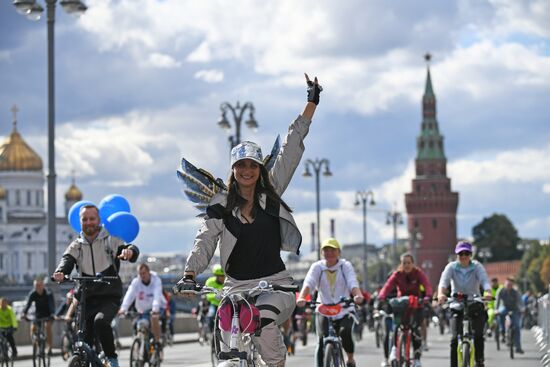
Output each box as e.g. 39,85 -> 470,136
486,329 -> 492,338
381,359 -> 389,367
423,343 -> 429,352
389,346 -> 397,362
516,348 -> 525,354
413,359 -> 422,367
108,357 -> 120,367
346,361 -> 356,367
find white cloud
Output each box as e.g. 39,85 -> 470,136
449,144 -> 550,186
543,183 -> 550,194
147,52 -> 181,68
194,69 -> 224,83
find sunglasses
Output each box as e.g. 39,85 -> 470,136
458,251 -> 472,257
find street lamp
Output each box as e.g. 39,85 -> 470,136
217,101 -> 258,151
355,190 -> 375,290
12,0 -> 87,276
409,228 -> 423,262
303,158 -> 332,260
386,210 -> 403,266
477,247 -> 492,264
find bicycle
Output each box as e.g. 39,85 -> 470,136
447,293 -> 487,367
175,280 -> 299,367
59,274 -> 118,367
60,319 -> 76,361
499,310 -> 517,359
126,311 -> 162,367
306,298 -> 356,367
0,328 -> 15,367
28,317 -> 52,367
388,296 -> 423,367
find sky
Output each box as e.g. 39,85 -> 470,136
1,0 -> 549,257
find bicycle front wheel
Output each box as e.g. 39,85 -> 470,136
323,343 -> 338,367
461,342 -> 470,367
0,341 -> 14,367
130,338 -> 145,367
508,327 -> 514,359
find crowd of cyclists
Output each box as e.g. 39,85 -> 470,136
0,74 -> 542,367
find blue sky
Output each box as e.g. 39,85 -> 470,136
1,0 -> 549,256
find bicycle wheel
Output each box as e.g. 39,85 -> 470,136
508,326 -> 514,359
495,325 -> 500,350
68,354 -> 87,367
210,334 -> 218,367
1,341 -> 14,367
323,343 -> 338,367
461,342 -> 470,367
375,322 -> 381,348
400,332 -> 410,367
301,320 -> 308,346
130,338 -> 145,367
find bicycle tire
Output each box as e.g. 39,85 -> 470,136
1,341 -> 14,367
323,343 -> 338,367
130,338 -> 145,367
210,334 -> 219,367
495,325 -> 500,350
375,323 -> 381,348
68,354 -> 87,367
301,320 -> 308,346
400,332 -> 410,367
508,326 -> 514,359
461,342 -> 470,367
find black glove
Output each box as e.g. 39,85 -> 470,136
173,276 -> 198,294
306,74 -> 323,105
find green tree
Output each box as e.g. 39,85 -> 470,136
472,213 -> 521,261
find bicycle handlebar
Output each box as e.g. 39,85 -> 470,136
174,280 -> 299,297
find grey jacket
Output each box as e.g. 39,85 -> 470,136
495,287 -> 522,311
438,260 -> 491,296
185,114 -> 311,275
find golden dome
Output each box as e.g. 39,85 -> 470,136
0,128 -> 43,171
65,183 -> 83,201
0,186 -> 5,200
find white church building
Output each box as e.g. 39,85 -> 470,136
0,109 -> 82,284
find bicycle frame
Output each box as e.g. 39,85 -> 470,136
449,294 -> 484,367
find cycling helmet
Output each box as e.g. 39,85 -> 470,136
212,264 -> 225,276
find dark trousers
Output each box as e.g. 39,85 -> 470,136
315,314 -> 354,367
449,307 -> 486,367
84,298 -> 119,359
3,331 -> 17,356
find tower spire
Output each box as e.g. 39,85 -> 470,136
424,53 -> 434,96
10,104 -> 19,130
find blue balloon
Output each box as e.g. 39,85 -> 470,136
105,211 -> 139,243
67,200 -> 95,233
98,194 -> 131,224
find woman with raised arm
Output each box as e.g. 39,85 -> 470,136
175,74 -> 322,367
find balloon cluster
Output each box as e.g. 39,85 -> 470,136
67,194 -> 140,243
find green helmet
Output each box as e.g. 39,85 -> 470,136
212,264 -> 225,276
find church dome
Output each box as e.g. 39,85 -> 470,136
65,183 -> 83,201
0,128 -> 43,171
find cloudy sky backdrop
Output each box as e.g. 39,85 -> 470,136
1,0 -> 549,256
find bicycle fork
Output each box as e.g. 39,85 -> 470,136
457,319 -> 475,367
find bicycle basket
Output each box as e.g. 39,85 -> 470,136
217,301 -> 260,334
389,296 -> 410,316
317,304 -> 342,317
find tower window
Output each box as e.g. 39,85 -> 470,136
416,185 -> 421,193
414,219 -> 419,228
431,184 -> 436,193
432,219 -> 438,228
450,219 -> 454,228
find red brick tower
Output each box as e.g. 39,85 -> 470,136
405,54 -> 459,288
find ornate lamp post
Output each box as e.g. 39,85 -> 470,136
355,190 -> 375,290
386,210 -> 404,266
12,0 -> 87,275
217,101 -> 258,151
303,159 -> 332,260
477,247 -> 492,264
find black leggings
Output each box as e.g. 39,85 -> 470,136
2,331 -> 17,356
449,306 -> 486,367
84,299 -> 119,359
315,314 -> 354,367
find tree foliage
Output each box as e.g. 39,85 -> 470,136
517,240 -> 550,293
472,213 -> 521,261
540,256 -> 550,286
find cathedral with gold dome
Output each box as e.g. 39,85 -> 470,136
0,107 -> 82,284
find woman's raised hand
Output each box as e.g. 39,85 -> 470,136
305,73 -> 322,105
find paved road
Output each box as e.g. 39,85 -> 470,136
12,326 -> 541,366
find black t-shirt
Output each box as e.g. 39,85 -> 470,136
226,204 -> 286,280
24,290 -> 54,318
